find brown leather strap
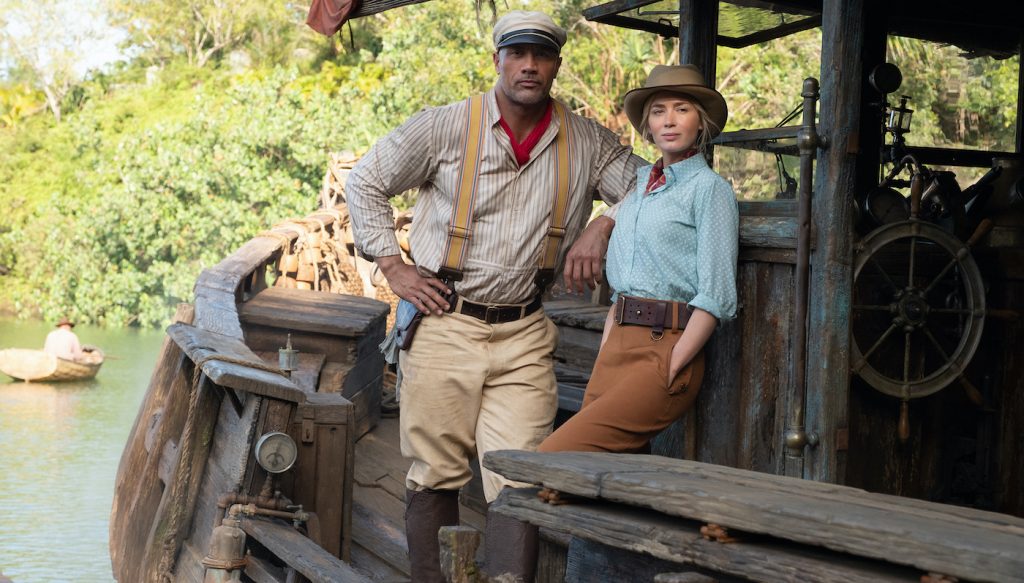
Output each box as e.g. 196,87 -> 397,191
455,294 -> 543,324
615,295 -> 691,330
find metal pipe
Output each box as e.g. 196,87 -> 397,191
785,78 -> 824,477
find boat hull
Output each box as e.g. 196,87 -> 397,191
0,348 -> 103,382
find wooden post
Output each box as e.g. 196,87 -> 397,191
438,526 -> 483,583
803,0 -> 866,482
677,0 -> 718,77
1017,36 -> 1024,153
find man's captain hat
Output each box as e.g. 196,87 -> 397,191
492,11 -> 567,53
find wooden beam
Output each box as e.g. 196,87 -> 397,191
492,488 -> 923,583
241,517 -> 371,583
802,0 -> 863,483
485,451 -> 1024,583
166,323 -> 306,403
677,0 -> 718,79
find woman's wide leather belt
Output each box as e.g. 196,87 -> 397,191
615,295 -> 691,332
455,294 -> 543,324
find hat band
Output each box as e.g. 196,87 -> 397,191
498,28 -> 560,48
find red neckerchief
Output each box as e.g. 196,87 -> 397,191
645,150 -> 699,194
499,101 -> 554,167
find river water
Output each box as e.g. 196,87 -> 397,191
0,317 -> 166,583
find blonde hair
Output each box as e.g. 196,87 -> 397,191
640,91 -> 721,154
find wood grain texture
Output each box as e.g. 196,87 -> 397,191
493,489 -> 919,583
110,304 -> 195,583
167,323 -> 305,403
803,0 -> 863,483
485,451 -> 1024,582
240,517 -> 371,583
238,287 -> 389,337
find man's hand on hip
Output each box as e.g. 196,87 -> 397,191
376,255 -> 452,316
563,216 -> 614,294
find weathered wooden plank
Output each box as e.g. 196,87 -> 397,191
110,305 -> 195,583
553,326 -> 602,371
181,393 -> 263,582
142,363 -> 225,582
167,323 -> 305,403
565,537 -> 718,583
351,498 -> 411,576
537,531 -> 569,583
739,215 -> 798,249
245,553 -> 287,583
493,489 -> 919,583
285,391 -> 355,560
654,573 -> 719,583
347,376 -> 382,439
349,542 -> 408,582
543,298 -> 610,331
803,0 -> 862,483
735,263 -> 791,474
484,452 -> 1024,582
738,247 -> 796,264
738,199 -> 797,217
487,451 -> 1024,533
238,287 -> 389,336
240,517 -> 371,583
688,316 -> 741,466
192,284 -> 246,339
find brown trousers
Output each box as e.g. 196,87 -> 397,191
539,322 -> 704,453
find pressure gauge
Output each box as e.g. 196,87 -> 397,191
255,432 -> 298,474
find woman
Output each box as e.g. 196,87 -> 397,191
488,65 -> 739,583
538,64 -> 738,458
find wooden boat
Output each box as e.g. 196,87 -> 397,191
0,347 -> 104,382
110,0 -> 1024,579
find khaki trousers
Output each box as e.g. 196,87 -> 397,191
539,323 -> 705,453
398,310 -> 559,501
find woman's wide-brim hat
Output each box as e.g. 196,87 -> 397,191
623,64 -> 728,137
56,317 -> 75,328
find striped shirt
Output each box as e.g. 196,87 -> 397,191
347,89 -> 646,304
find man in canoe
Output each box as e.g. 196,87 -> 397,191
347,10 -> 644,582
43,317 -> 84,362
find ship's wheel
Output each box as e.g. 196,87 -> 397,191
852,219 -> 986,400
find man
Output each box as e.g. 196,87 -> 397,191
44,317 -> 84,361
346,11 -> 644,582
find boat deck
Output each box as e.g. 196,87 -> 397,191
349,416 -> 486,581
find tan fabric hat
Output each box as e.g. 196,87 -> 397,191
492,11 -> 567,53
623,65 -> 728,137
56,317 -> 75,328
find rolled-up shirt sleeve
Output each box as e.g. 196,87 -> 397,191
346,108 -> 437,259
688,179 -> 739,321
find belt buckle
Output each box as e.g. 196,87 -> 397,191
614,296 -> 625,325
484,305 -> 501,324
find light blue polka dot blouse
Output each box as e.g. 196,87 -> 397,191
606,154 -> 739,321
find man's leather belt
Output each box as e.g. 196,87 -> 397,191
615,295 -> 691,331
456,294 -> 543,324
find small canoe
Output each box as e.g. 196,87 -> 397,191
0,347 -> 104,382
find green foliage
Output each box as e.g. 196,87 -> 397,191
2,69 -> 351,326
1,0 -> 1020,326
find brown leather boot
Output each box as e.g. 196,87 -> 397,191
405,489 -> 460,583
482,508 -> 539,583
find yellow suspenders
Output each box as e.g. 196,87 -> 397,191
438,94 -> 573,290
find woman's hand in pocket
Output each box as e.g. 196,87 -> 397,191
665,309 -> 718,385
